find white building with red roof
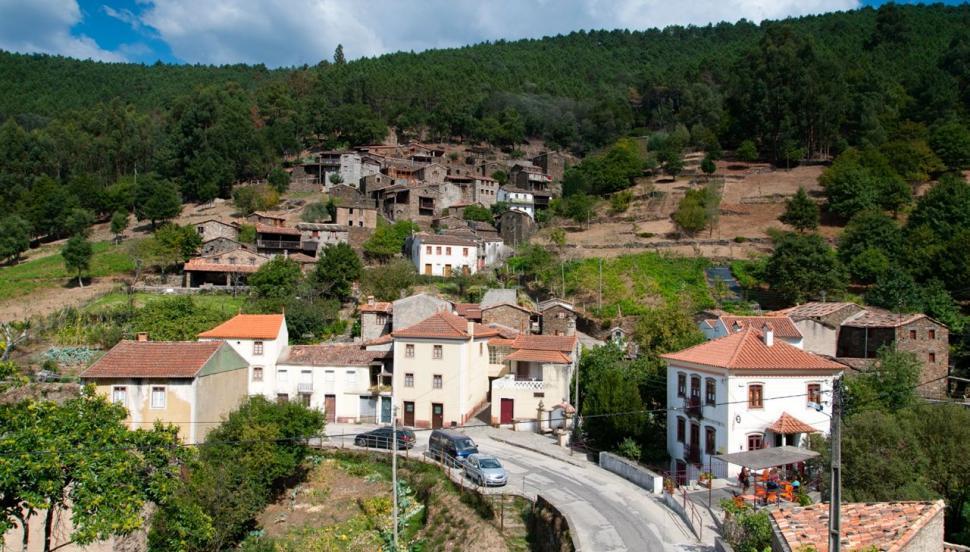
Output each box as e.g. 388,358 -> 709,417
199,313 -> 289,398
661,324 -> 844,480
489,334 -> 579,427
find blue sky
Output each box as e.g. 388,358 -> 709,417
0,0 -> 962,67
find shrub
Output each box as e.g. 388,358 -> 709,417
617,437 -> 642,462
733,236 -> 748,243
610,190 -> 633,213
737,140 -> 759,162
232,184 -> 279,215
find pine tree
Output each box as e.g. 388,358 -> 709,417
779,187 -> 820,232
333,44 -> 346,65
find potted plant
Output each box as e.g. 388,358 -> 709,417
698,471 -> 714,488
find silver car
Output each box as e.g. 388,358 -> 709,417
464,454 -> 508,487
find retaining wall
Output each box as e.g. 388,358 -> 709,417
598,452 -> 663,494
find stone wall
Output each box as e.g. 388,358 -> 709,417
896,318 -> 949,400
542,305 -> 576,336
598,452 -> 663,494
482,304 -> 531,333
529,495 -> 575,552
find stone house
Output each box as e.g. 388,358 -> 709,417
770,302 -> 864,356
392,293 -> 453,332
335,203 -> 378,229
510,164 -> 552,192
490,334 -> 579,427
481,302 -> 534,334
194,219 -> 240,242
295,222 -> 349,253
361,173 -> 396,195
532,151 -> 570,184
255,223 -> 304,255
360,296 -> 393,342
183,247 -> 269,287
538,299 -> 577,336
81,339 -> 249,444
377,182 -> 439,222
249,211 -> 287,227
498,209 -> 537,245
200,237 -> 253,257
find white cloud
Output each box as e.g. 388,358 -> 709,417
138,0 -> 860,67
0,0 -> 124,61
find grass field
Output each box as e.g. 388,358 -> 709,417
0,242 -> 136,302
565,251 -> 713,318
83,291 -> 248,314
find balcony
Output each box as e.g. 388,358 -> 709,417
492,374 -> 545,391
297,382 -> 313,394
685,396 -> 703,418
257,239 -> 303,250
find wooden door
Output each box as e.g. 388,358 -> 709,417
324,394 -> 336,423
403,401 -> 415,427
444,265 -> 452,277
500,398 -> 514,424
424,264 -> 431,275
748,433 -> 764,451
689,423 -> 701,463
431,403 -> 444,429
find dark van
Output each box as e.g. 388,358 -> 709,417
429,429 -> 478,462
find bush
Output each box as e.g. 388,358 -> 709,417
301,201 -> 332,223
232,184 -> 280,215
617,437 -> 642,462
610,190 -> 633,213
360,259 -> 417,302
132,296 -> 233,341
737,140 -> 759,162
733,236 -> 748,243
462,204 -> 493,222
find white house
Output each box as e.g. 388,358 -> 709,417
489,334 -> 579,429
699,315 -> 804,349
410,234 -> 479,277
198,313 -> 288,399
496,186 -> 535,218
661,324 -> 844,481
276,344 -> 392,424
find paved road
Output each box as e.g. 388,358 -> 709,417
325,424 -> 706,551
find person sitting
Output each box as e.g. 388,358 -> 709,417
738,467 -> 750,491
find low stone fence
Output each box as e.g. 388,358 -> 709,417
598,452 -> 663,494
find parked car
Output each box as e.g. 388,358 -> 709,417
463,454 -> 508,487
428,429 -> 478,462
354,427 -> 416,450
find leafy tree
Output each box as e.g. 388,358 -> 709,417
778,187 -> 819,232
134,174 -> 182,229
491,170 -> 509,186
248,257 -> 302,300
0,216 -> 31,263
300,201 -> 332,223
232,184 -> 279,216
237,224 -> 256,244
267,167 -> 290,193
328,172 -> 344,185
562,138 -> 644,196
700,155 -> 716,175
609,190 -> 633,213
131,296 -> 232,341
634,302 -> 705,370
62,234 -> 93,287
820,152 -> 880,219
736,140 -> 758,162
313,243 -> 362,299
880,135 -> 945,183
764,232 -> 847,305
673,187 -> 718,237
22,176 -> 80,239
837,210 -> 902,282
557,192 -> 596,223
904,174 -> 970,298
462,204 -> 493,222
64,207 -> 95,237
845,347 -> 922,415
491,201 -> 510,217
144,223 -> 202,268
866,270 -> 924,313
579,344 -> 646,450
0,391 -> 185,552
362,220 -> 418,262
360,258 -> 417,302
930,119 -> 970,170
110,210 -> 128,240
848,247 -> 890,285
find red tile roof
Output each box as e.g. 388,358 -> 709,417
364,334 -> 393,346
360,301 -> 393,314
767,412 -> 819,434
504,349 -> 572,364
198,314 -> 285,340
488,338 -> 516,347
661,327 -> 845,371
510,334 -> 577,352
455,303 -> 482,320
718,316 -> 802,339
770,500 -> 944,552
392,311 -> 500,340
278,344 -> 389,366
81,340 -> 225,378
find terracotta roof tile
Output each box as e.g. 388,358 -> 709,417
770,500 -> 944,552
81,341 -> 226,378
364,334 -> 393,346
278,344 -> 389,366
718,316 -> 802,339
510,334 -> 576,352
360,301 -> 393,314
488,338 -> 516,347
198,314 -> 285,340
767,412 -> 819,434
661,327 -> 845,371
392,311 -> 500,340
504,349 -> 572,364
455,303 -> 482,319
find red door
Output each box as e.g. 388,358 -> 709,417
324,395 -> 336,423
403,402 -> 415,427
432,403 -> 444,429
500,398 -> 514,424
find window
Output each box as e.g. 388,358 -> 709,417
325,370 -> 335,383
312,230 -> 319,238
748,384 -> 763,409
705,379 -> 716,406
433,375 -> 443,389
807,383 -> 821,406
278,369 -> 288,383
446,247 -> 452,255
677,373 -> 686,397
299,393 -> 311,407
359,221 -> 363,227
676,417 -> 685,443
253,341 -> 264,356
705,427 -> 716,455
747,434 -> 764,451
690,375 -> 701,401
929,352 -> 937,363
405,344 -> 414,358
346,371 -> 357,385
463,248 -> 469,257
436,246 -> 442,255
347,220 -> 353,226
929,329 -> 937,340
376,313 -> 387,325
433,345 -> 443,359
112,386 -> 127,405
405,373 -> 414,387
910,329 -> 917,339
276,393 -> 289,404
426,246 -> 431,254
252,366 -> 263,381
150,386 -> 166,409
349,208 -> 354,214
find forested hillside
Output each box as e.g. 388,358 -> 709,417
0,3 -> 968,249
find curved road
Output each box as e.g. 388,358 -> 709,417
327,424 -> 707,551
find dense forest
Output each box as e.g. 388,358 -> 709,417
0,3 -> 968,243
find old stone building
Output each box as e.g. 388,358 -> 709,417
194,219 -> 240,242
335,204 -> 378,229
481,303 -> 534,333
200,237 -> 253,257
498,209 -> 537,245
360,296 -> 393,342
295,222 -> 349,253
538,299 -> 577,336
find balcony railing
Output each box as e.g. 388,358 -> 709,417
257,239 -> 303,250
685,396 -> 702,418
493,375 -> 545,391
297,382 -> 313,393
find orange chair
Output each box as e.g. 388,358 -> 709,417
766,491 -> 779,504
754,485 -> 766,501
781,483 -> 795,502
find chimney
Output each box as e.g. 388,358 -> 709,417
762,323 -> 774,347
467,320 -> 475,338
367,295 -> 375,305
732,320 -> 743,333
136,332 -> 149,342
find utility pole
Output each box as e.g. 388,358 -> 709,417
392,403 -> 399,550
598,257 -> 603,311
561,261 -> 565,299
828,378 -> 842,552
